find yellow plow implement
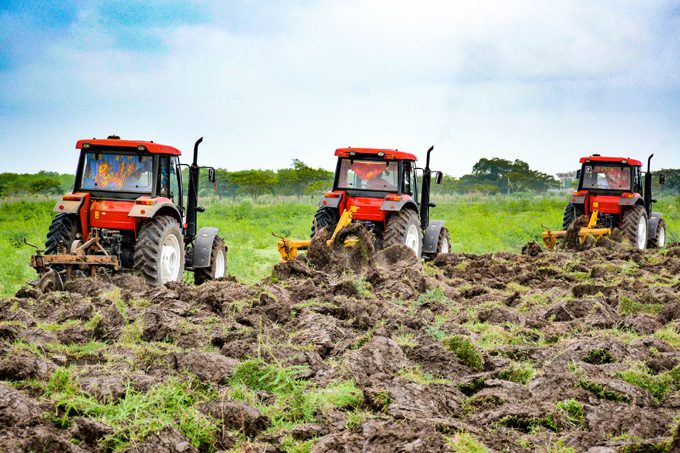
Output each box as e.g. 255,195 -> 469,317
276,206 -> 359,261
542,209 -> 612,251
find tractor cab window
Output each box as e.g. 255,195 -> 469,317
581,164 -> 632,191
337,159 -> 398,191
159,156 -> 181,204
170,157 -> 181,205
633,167 -> 642,194
403,161 -> 418,202
81,151 -> 154,193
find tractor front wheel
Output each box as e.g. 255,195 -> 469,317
134,216 -> 185,286
648,219 -> 666,249
562,203 -> 584,230
384,209 -> 423,257
194,236 -> 227,285
423,227 -> 450,261
45,213 -> 79,255
622,205 -> 648,250
311,207 -> 338,237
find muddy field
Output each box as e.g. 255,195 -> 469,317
1,240 -> 679,452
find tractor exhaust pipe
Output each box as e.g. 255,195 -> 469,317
420,146 -> 434,229
644,154 -> 653,216
186,137 -> 203,242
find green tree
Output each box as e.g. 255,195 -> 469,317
229,169 -> 278,200
278,159 -> 334,198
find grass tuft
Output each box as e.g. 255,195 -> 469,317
556,399 -> 585,428
443,335 -> 484,371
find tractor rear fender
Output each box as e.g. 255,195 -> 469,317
319,192 -> 343,209
53,192 -> 88,214
423,220 -> 445,254
380,196 -> 417,213
192,227 -> 219,268
129,199 -> 182,224
570,195 -> 586,204
618,195 -> 643,207
647,212 -> 663,239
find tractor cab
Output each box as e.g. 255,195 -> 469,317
577,156 -> 643,195
75,137 -> 183,206
325,148 -> 426,225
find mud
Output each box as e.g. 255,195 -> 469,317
0,242 -> 679,451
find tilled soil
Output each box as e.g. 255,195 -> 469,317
1,241 -> 679,452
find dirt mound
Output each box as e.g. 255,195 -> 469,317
558,216 -> 628,252
1,244 -> 678,451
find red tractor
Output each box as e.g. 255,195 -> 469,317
31,136 -> 226,290
278,146 -> 449,260
544,154 -> 667,250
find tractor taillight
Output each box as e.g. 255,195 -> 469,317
63,195 -> 82,201
621,192 -> 634,198
385,194 -> 401,201
324,192 -> 341,198
135,199 -> 155,205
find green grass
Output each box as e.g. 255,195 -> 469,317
556,399 -> 586,428
2,195 -> 679,296
576,379 -> 631,403
443,335 -> 484,371
44,367 -> 218,451
497,362 -> 536,384
616,363 -> 680,402
229,359 -> 363,429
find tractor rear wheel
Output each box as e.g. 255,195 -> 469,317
562,203 -> 584,230
134,216 -> 185,286
311,207 -> 338,237
194,236 -> 227,285
622,205 -> 648,250
648,219 -> 666,249
384,209 -> 423,257
45,213 -> 79,254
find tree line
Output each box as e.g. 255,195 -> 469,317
2,159 -> 678,199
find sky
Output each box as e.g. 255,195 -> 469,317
1,0 -> 679,177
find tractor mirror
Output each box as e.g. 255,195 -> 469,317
208,168 -> 216,183
659,174 -> 666,185
434,171 -> 443,184
575,169 -> 581,180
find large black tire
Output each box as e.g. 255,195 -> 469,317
45,213 -> 79,254
194,236 -> 227,285
648,218 -> 667,249
134,216 -> 185,286
311,207 -> 339,237
562,203 -> 584,230
424,227 -> 450,261
621,204 -> 648,250
384,209 -> 423,257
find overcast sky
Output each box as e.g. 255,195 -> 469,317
1,0 -> 679,176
